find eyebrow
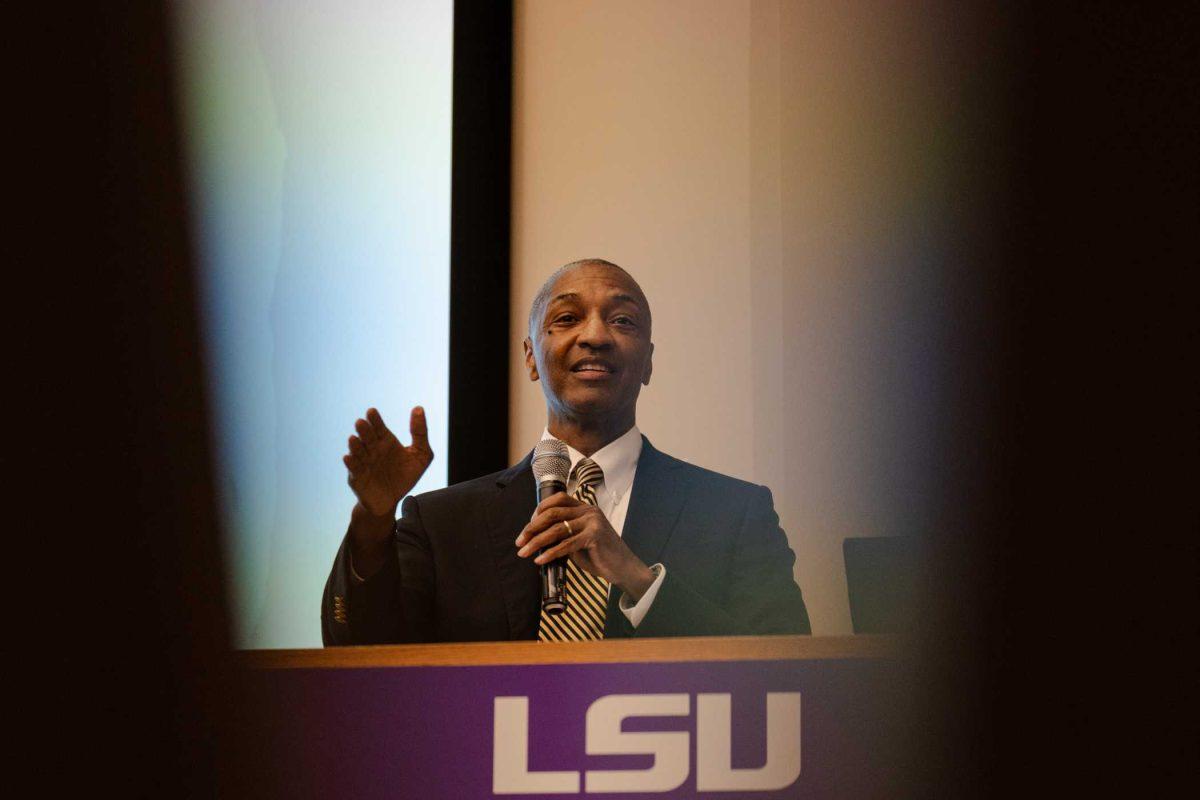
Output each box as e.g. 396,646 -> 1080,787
548,292 -> 643,307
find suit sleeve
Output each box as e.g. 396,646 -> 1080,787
632,485 -> 812,637
321,495 -> 437,645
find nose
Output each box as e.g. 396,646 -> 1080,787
577,311 -> 614,349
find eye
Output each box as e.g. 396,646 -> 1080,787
612,315 -> 636,327
551,313 -> 578,325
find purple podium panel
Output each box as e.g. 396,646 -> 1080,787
239,650 -> 908,798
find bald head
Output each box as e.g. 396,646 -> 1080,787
527,259 -> 651,341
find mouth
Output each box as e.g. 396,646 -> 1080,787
570,359 -> 618,379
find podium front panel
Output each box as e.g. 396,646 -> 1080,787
238,636 -> 907,798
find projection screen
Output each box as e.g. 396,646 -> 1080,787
174,0 -> 454,648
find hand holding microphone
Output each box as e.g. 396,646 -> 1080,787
519,438 -> 656,608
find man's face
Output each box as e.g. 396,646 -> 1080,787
524,264 -> 654,422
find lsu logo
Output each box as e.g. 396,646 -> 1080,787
493,693 -> 801,794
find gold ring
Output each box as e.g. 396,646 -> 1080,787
563,519 -> 574,536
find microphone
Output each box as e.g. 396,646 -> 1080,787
531,438 -> 571,615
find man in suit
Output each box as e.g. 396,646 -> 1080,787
322,259 -> 810,644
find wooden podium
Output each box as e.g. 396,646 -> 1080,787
239,636 -> 905,798
243,633 -> 891,669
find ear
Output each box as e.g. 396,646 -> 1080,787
641,342 -> 654,386
523,337 -> 539,382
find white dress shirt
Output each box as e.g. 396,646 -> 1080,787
540,424 -> 667,628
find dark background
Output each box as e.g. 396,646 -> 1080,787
13,2 -> 1194,795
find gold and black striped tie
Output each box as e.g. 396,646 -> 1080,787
537,457 -> 608,641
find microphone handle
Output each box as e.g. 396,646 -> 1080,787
536,479 -> 568,614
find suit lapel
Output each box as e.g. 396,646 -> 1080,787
485,452 -> 541,639
604,437 -> 692,635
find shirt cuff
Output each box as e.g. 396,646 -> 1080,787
618,563 -> 666,628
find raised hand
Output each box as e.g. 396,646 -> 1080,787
343,406 -> 433,518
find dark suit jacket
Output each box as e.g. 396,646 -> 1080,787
322,437 -> 810,644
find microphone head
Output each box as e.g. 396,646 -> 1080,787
532,438 -> 570,486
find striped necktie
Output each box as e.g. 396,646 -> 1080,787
537,457 -> 608,641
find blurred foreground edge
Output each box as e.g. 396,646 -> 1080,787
16,2 -> 1193,798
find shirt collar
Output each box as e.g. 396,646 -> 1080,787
539,424 -> 643,502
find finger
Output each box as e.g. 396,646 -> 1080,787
354,417 -> 377,444
528,491 -> 568,522
365,407 -> 392,440
515,523 -> 568,556
409,406 -> 430,451
534,531 -> 591,565
517,520 -> 578,558
513,506 -> 573,551
344,439 -> 366,466
515,505 -> 588,546
533,491 -> 583,517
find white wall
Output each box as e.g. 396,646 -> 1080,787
511,0 -> 959,634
